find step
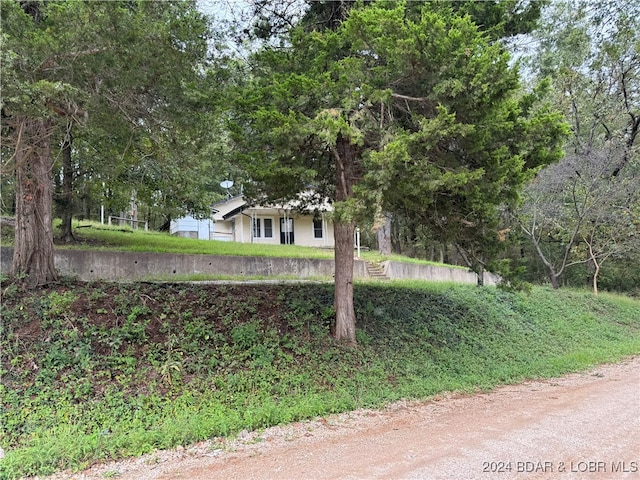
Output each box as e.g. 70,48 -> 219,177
365,262 -> 389,280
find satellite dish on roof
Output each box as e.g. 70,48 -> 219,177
220,180 -> 234,198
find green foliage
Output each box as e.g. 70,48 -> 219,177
232,1 -> 567,281
517,1 -> 640,291
0,0 -> 222,240
447,0 -> 546,40
1,280 -> 638,478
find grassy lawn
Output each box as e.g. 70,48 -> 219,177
2,219 -> 457,268
57,221 -> 338,259
1,218 -> 468,272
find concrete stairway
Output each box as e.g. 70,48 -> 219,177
365,261 -> 389,280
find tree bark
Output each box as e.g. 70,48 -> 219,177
11,117 -> 59,287
375,213 -> 392,255
332,135 -> 358,344
59,127 -> 76,242
525,227 -> 563,289
585,239 -> 600,295
334,219 -> 356,343
477,263 -> 485,286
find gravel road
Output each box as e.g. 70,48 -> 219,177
47,357 -> 639,480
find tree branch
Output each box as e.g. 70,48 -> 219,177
391,92 -> 429,102
39,47 -> 110,71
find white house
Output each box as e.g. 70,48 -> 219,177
171,195 -> 335,248
169,215 -> 214,240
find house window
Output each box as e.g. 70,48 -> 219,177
252,217 -> 274,238
263,218 -> 273,238
313,218 -> 323,239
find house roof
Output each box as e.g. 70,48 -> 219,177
211,195 -> 247,221
211,194 -> 243,210
222,203 -> 247,220
213,192 -> 332,222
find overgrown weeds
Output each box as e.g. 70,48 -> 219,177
1,280 -> 638,479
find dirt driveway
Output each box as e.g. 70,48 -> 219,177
53,357 -> 639,480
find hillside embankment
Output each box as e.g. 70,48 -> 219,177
1,280 -> 638,479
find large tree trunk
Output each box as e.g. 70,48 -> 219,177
11,117 -> 58,287
334,219 -> 356,342
332,135 -> 358,344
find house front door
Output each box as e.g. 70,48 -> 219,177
280,217 -> 294,245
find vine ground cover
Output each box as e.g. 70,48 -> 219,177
1,279 -> 639,479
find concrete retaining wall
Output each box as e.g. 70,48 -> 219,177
0,247 -> 369,281
383,261 -> 500,286
0,247 -> 498,284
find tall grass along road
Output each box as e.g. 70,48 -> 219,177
43,358 -> 640,480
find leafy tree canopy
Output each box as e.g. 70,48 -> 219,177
231,1 -> 567,338
1,0 -> 213,285
516,0 -> 639,290
234,0 -> 567,255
